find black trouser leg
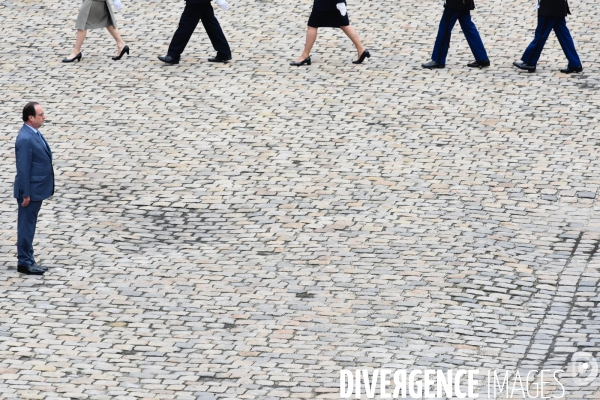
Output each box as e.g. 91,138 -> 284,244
199,3 -> 231,58
167,3 -> 202,60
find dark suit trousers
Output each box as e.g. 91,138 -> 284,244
167,2 -> 231,60
521,16 -> 581,68
17,199 -> 42,266
432,9 -> 488,65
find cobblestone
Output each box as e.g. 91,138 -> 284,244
1,0 -> 600,398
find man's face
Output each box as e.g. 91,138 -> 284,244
29,105 -> 46,129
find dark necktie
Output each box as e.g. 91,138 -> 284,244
36,130 -> 50,152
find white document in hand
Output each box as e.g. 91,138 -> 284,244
216,0 -> 230,11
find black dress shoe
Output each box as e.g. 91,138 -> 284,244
112,45 -> 130,61
422,60 -> 445,69
62,52 -> 82,63
17,265 -> 45,275
33,262 -> 48,272
208,54 -> 232,63
467,59 -> 490,68
352,49 -> 371,64
513,61 -> 536,73
290,56 -> 311,66
158,55 -> 179,65
560,66 -> 583,74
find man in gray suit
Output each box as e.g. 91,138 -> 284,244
14,102 -> 55,275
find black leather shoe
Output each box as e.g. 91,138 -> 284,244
422,60 -> 445,69
158,55 -> 179,65
560,66 -> 583,74
17,265 -> 45,275
352,49 -> 371,64
290,56 -> 311,66
467,59 -> 490,68
513,61 -> 536,73
33,262 -> 48,272
208,54 -> 232,63
112,45 -> 130,61
62,52 -> 82,63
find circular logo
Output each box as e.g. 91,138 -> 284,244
567,352 -> 598,386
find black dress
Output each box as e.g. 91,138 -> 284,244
307,0 -> 349,28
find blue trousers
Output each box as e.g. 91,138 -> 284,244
17,199 -> 42,267
432,9 -> 488,65
521,16 -> 581,68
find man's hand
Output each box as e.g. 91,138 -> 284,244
22,196 -> 30,207
216,0 -> 230,11
336,2 -> 347,16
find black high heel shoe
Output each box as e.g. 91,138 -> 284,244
62,52 -> 82,63
112,45 -> 129,61
290,56 -> 311,66
352,49 -> 370,64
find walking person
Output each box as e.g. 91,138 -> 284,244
158,0 -> 232,65
422,0 -> 490,69
513,0 -> 582,73
290,0 -> 370,66
63,0 -> 129,63
14,103 -> 55,276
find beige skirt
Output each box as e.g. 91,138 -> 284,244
75,0 -> 117,30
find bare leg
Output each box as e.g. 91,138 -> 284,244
340,25 -> 365,59
67,29 -> 87,58
106,25 -> 126,56
295,27 -> 318,62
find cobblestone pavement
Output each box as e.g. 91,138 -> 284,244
1,0 -> 600,398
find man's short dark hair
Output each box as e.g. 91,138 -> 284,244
22,102 -> 39,122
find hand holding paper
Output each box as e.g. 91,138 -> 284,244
216,0 -> 230,11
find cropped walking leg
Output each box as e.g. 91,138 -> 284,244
296,27 -> 318,62
66,29 -> 87,59
553,18 -> 581,68
167,3 -> 202,60
458,12 -> 488,62
340,25 -> 366,59
521,16 -> 555,66
431,9 -> 460,65
199,3 -> 231,58
106,25 -> 126,56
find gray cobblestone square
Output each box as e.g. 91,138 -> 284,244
1,0 -> 599,398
